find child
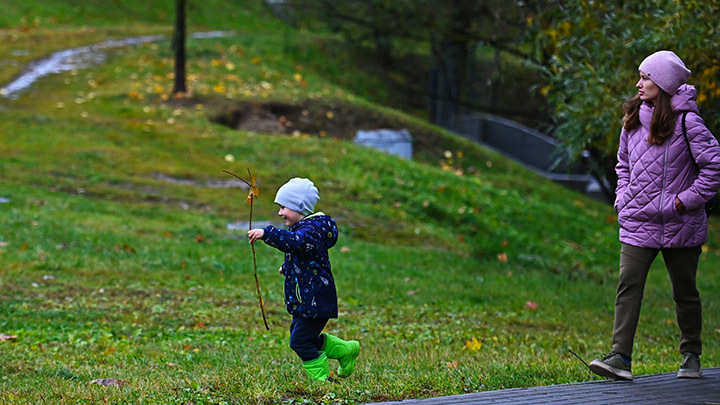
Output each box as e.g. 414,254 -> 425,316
248,177 -> 360,382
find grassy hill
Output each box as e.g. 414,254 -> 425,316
2,1 -> 720,403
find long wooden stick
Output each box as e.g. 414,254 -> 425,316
224,169 -> 269,330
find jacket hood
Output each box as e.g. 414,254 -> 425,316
292,212 -> 338,248
672,84 -> 699,113
639,84 -> 699,129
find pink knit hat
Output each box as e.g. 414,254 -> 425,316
638,50 -> 691,95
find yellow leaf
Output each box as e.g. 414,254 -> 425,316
247,171 -> 259,205
464,337 -> 482,352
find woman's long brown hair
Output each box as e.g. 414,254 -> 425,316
622,90 -> 676,145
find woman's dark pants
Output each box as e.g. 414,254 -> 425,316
612,242 -> 702,359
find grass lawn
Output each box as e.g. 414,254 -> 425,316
2,2 -> 720,403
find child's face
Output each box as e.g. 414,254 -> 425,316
277,206 -> 304,227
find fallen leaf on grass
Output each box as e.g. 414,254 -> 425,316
90,378 -> 127,387
567,241 -> 583,253
445,361 -> 459,369
464,337 -> 482,352
525,301 -> 538,310
115,244 -> 135,254
340,246 -> 351,253
0,334 -> 18,341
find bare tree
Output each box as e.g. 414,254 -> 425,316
172,0 -> 187,95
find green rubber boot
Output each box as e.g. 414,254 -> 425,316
322,333 -> 360,377
302,352 -> 329,382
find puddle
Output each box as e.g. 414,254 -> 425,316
0,31 -> 233,99
227,220 -> 280,231
150,173 -> 276,233
154,173 -> 248,189
188,30 -> 233,39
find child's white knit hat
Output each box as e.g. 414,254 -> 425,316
638,50 -> 691,95
274,178 -> 319,215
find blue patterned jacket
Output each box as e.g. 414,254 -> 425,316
262,212 -> 338,319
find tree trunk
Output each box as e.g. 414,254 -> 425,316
172,0 -> 187,95
429,39 -> 471,128
373,33 -> 393,67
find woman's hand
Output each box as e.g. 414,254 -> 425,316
675,196 -> 686,214
248,229 -> 265,244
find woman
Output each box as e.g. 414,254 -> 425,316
589,50 -> 720,381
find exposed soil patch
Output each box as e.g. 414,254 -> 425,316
211,99 -> 408,142
205,97 -> 483,172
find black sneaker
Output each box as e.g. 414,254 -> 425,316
589,352 -> 633,381
677,352 -> 702,378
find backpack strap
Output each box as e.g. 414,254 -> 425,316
681,111 -> 700,172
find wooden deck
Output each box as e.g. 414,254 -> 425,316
368,368 -> 720,404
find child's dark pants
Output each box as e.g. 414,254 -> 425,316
289,316 -> 328,361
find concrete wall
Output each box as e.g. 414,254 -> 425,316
453,113 -> 610,203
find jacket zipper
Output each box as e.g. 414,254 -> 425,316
659,141 -> 670,246
295,277 -> 302,303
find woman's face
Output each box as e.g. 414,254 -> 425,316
636,71 -> 660,102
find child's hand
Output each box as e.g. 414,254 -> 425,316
248,229 -> 264,244
278,266 -> 284,275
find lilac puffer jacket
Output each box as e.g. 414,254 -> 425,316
615,84 -> 720,248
